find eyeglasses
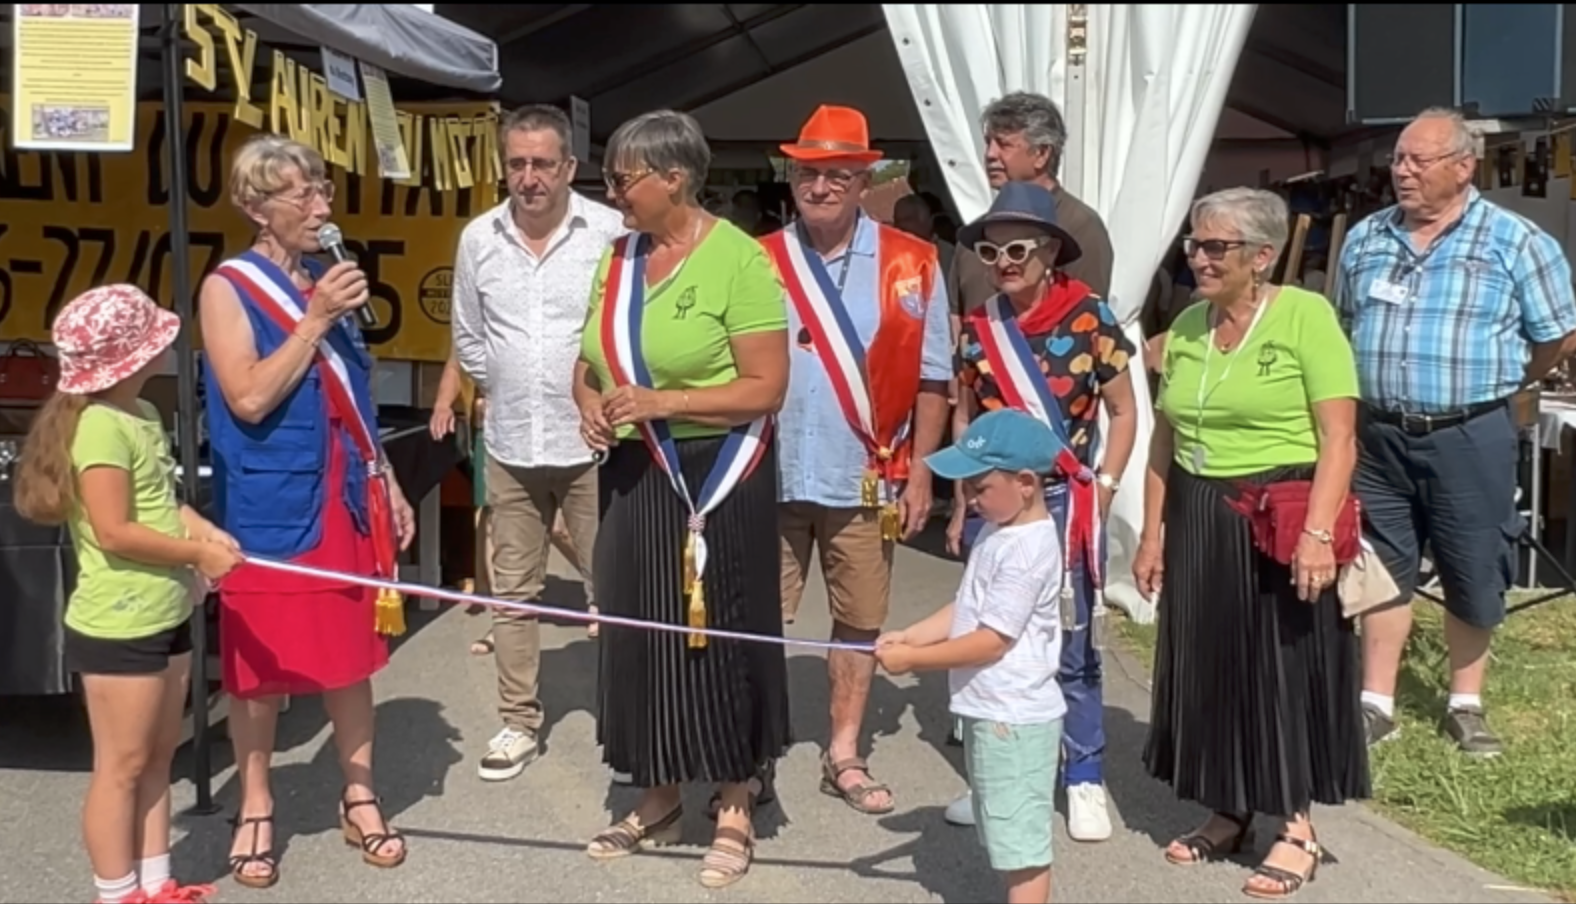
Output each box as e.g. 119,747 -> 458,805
507,156 -> 566,176
271,180 -> 334,208
1183,237 -> 1248,261
792,166 -> 860,191
974,237 -> 1048,266
1387,150 -> 1464,173
604,168 -> 652,193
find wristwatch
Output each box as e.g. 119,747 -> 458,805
1095,472 -> 1120,492
1303,527 -> 1334,544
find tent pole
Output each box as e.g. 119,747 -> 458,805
161,0 -> 218,817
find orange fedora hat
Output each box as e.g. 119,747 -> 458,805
780,104 -> 884,164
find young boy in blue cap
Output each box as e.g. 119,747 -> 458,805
876,408 -> 1067,904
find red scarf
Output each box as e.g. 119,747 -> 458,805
1011,272 -> 1095,335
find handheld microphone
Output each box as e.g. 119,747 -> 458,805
317,223 -> 379,329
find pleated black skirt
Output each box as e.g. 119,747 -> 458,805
1143,463 -> 1371,818
595,433 -> 792,787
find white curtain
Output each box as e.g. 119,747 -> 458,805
883,4 -> 1257,622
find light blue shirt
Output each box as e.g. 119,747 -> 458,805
777,216 -> 953,507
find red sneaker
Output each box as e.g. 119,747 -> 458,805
144,881 -> 217,903
95,892 -> 150,904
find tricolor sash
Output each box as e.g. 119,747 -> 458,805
599,234 -> 773,649
973,293 -> 1104,588
215,251 -> 406,635
763,226 -> 911,540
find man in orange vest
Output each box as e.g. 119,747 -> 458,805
765,105 -> 952,815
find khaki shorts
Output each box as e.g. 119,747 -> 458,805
779,502 -> 893,632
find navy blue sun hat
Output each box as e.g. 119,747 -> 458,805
957,180 -> 1083,268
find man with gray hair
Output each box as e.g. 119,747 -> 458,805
452,104 -> 626,782
944,90 -> 1117,843
1334,107 -> 1576,757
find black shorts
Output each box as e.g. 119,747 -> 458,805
64,618 -> 193,676
1354,404 -> 1520,630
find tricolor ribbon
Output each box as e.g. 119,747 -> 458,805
973,293 -> 1104,588
240,555 -> 873,652
599,234 -> 772,648
765,227 -> 910,539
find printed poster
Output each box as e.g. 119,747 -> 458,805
11,4 -> 139,152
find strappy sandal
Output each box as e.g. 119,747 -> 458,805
1243,831 -> 1320,899
340,794 -> 407,869
819,754 -> 895,815
227,813 -> 279,889
706,761 -> 777,820
470,631 -> 495,656
1165,811 -> 1254,865
586,806 -> 683,861
698,826 -> 755,889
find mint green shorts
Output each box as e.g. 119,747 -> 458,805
962,716 -> 1062,872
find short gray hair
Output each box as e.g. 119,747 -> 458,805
500,104 -> 574,161
1410,106 -> 1478,156
605,110 -> 711,203
982,92 -> 1068,177
1190,187 -> 1289,263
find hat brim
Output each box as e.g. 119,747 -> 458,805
924,446 -> 993,481
958,213 -> 1083,268
57,308 -> 181,396
778,144 -> 885,164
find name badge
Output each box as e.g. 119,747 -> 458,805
1368,279 -> 1410,305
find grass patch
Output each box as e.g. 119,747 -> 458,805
1112,595 -> 1576,900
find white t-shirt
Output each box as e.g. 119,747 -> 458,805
948,518 -> 1067,725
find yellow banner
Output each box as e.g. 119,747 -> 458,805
0,97 -> 500,362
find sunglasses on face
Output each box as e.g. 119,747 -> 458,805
1183,237 -> 1248,261
974,237 -> 1048,266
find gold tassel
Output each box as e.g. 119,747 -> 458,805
860,468 -> 880,509
683,530 -> 706,649
880,502 -> 902,542
375,586 -> 406,636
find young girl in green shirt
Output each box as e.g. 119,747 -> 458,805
15,285 -> 244,904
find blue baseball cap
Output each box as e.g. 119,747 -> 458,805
925,408 -> 1060,480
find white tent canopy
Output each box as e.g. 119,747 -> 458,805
885,3 -> 1257,622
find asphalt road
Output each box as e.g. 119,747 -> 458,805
0,535 -> 1552,903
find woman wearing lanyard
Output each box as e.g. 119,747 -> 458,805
1135,187 -> 1368,900
949,181 -> 1139,842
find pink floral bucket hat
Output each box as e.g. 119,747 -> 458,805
53,284 -> 181,395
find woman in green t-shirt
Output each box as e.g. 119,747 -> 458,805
1133,188 -> 1369,899
16,285 -> 243,904
573,110 -> 790,890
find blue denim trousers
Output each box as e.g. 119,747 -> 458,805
963,484 -> 1105,786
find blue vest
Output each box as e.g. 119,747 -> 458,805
205,251 -> 382,559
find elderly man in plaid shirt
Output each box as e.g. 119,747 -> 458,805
1334,107 -> 1576,757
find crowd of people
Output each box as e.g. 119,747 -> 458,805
15,88 -> 1576,904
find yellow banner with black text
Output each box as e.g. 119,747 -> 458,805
0,97 -> 500,363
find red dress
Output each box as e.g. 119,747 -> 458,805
219,409 -> 389,699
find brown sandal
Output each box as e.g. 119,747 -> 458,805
1165,811 -> 1254,865
1243,832 -> 1320,899
697,826 -> 755,889
586,806 -> 683,861
340,794 -> 407,869
227,813 -> 279,889
819,754 -> 895,815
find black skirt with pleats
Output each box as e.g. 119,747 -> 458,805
595,433 -> 792,787
1143,462 -> 1371,818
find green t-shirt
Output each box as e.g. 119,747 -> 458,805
65,400 -> 194,640
1157,286 -> 1358,477
579,219 -> 788,440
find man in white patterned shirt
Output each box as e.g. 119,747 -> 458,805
453,105 -> 626,781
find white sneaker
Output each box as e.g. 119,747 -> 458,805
477,726 -> 538,782
1067,782 -> 1113,842
944,791 -> 976,826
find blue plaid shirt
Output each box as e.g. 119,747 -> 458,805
1333,189 -> 1576,413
